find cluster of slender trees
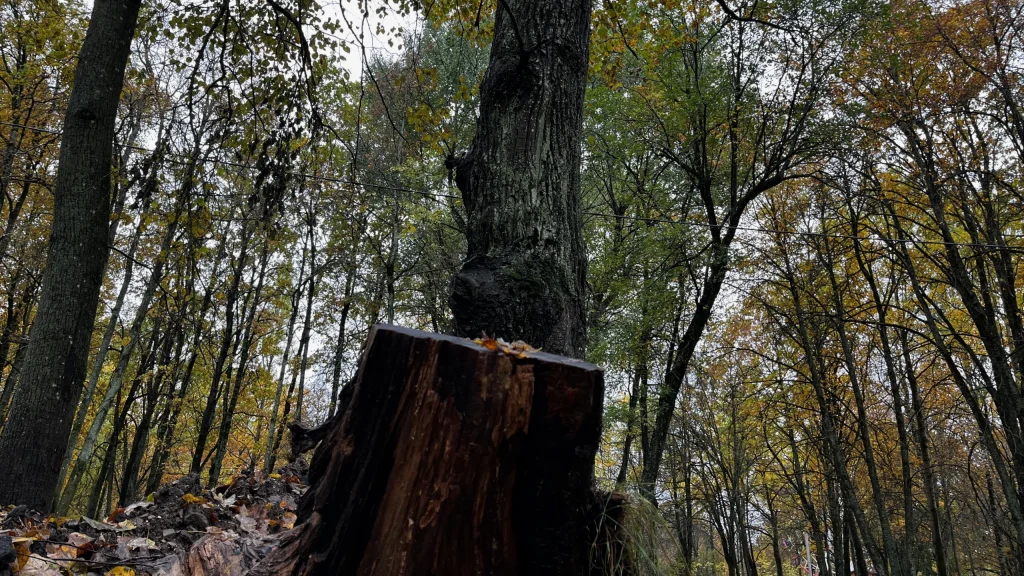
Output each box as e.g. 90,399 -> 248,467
0,0 -> 484,512
0,0 -> 1022,574
586,1 -> 1024,574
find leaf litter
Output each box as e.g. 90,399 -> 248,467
0,460 -> 308,576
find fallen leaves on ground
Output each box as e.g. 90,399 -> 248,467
1,460 -> 308,576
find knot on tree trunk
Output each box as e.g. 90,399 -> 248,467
450,255 -> 582,358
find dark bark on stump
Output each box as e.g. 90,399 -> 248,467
254,324 -> 604,576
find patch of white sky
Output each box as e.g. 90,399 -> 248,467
321,0 -> 422,80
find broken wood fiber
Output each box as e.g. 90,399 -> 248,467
255,324 -> 605,575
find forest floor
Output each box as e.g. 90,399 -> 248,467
0,461 -> 308,576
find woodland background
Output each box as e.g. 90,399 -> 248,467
1,0 -> 1022,575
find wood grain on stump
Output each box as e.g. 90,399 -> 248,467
255,324 -> 605,576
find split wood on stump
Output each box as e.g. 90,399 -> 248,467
254,324 -> 605,575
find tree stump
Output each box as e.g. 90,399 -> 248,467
254,324 -> 605,576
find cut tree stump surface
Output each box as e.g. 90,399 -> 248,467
255,324 -> 605,576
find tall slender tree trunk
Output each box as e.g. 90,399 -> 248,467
448,0 -> 592,359
681,424 -> 695,575
740,511 -> 759,576
86,389 -> 122,520
57,206 -> 180,513
0,0 -> 143,509
615,365 -> 642,487
640,252 -> 728,500
269,364 -> 299,472
144,321 -> 186,495
191,223 -> 251,474
904,127 -> 1024,555
294,217 -> 317,423
768,497 -> 784,576
899,329 -> 949,576
0,291 -> 33,428
208,242 -> 269,486
328,270 -> 354,417
385,191 -> 398,324
264,242 -> 306,472
0,273 -> 24,397
886,208 -> 1024,547
849,217 -> 916,576
270,329 -> 307,469
779,245 -> 887,575
789,431 -> 829,576
147,233 -> 228,492
0,176 -> 33,268
0,91 -> 27,235
120,322 -> 175,505
87,319 -> 158,515
827,477 -> 844,576
824,255 -> 898,576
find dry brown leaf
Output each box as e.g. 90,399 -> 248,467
281,512 -> 297,530
17,555 -> 62,575
43,542 -> 76,560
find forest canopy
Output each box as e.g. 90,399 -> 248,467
0,0 -> 1023,574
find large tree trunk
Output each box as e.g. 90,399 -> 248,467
56,186 -> 152,496
256,1 -> 600,571
448,0 -> 592,358
254,324 -> 604,576
0,0 -> 142,509
58,135 -> 167,493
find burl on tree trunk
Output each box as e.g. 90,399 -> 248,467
254,324 -> 605,575
448,0 -> 592,359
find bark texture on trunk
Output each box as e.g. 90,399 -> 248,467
254,324 -> 604,576
448,0 -> 591,358
0,0 -> 142,509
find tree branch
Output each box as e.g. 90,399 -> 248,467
713,0 -> 794,33
498,0 -> 528,54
